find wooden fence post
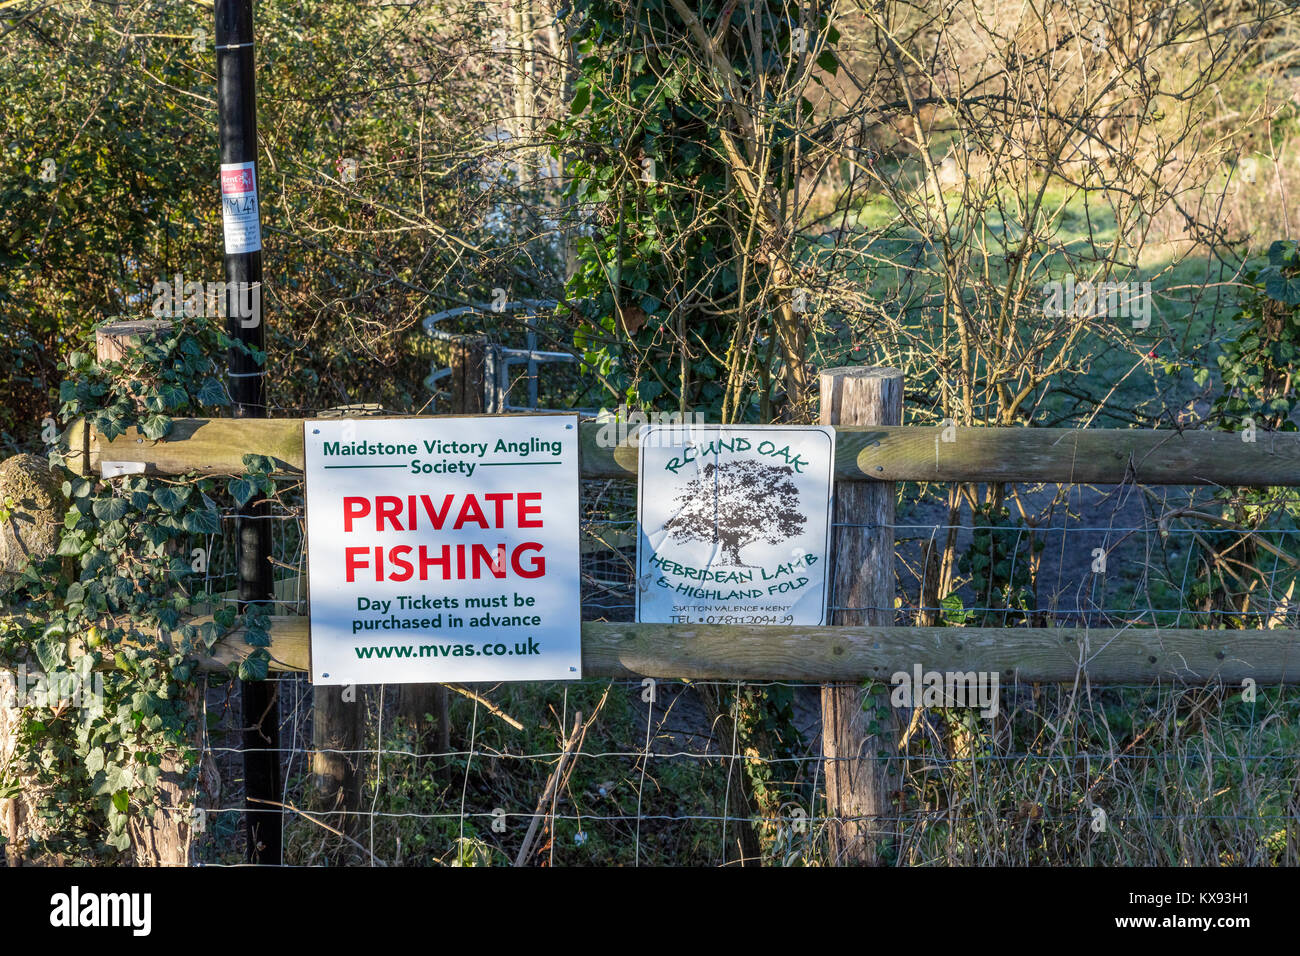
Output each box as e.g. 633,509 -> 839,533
97,321 -> 200,866
310,406 -> 380,838
395,337 -> 484,755
819,366 -> 903,866
311,681 -> 364,836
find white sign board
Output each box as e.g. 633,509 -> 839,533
636,425 -> 835,625
303,416 -> 582,685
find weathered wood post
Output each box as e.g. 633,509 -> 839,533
97,320 -> 201,866
819,366 -> 903,865
395,336 -> 485,755
310,681 -> 364,837
310,406 -> 381,838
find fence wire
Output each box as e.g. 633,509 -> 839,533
188,435 -> 1300,866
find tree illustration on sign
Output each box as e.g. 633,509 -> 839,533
662,460 -> 805,566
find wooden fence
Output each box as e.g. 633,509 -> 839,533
55,410 -> 1300,685
0,364 -> 1288,866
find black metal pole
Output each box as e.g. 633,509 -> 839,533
215,0 -> 281,865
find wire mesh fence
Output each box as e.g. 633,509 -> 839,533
182,418 -> 1300,866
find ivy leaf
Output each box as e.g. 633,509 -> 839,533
153,485 -> 191,513
1267,240 -> 1297,268
85,747 -> 105,775
816,50 -> 838,75
238,653 -> 269,681
94,409 -> 125,442
199,620 -> 222,650
143,525 -> 174,548
35,639 -> 65,672
1264,272 -> 1300,305
139,414 -> 172,440
107,826 -> 132,852
92,497 -> 128,522
228,478 -> 258,507
82,549 -> 110,575
157,383 -> 188,411
196,377 -> 229,407
183,508 -> 220,535
57,533 -> 85,558
241,454 -> 277,475
111,789 -> 130,814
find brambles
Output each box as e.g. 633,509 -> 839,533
1183,241 -> 1300,626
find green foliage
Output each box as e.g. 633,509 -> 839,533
553,1 -> 728,411
957,504 -> 1040,626
551,1 -> 837,417
0,317 -> 266,860
939,592 -> 974,626
1259,239 -> 1300,305
733,682 -> 807,847
1189,241 -> 1300,624
1,0 -> 507,455
1212,240 -> 1300,432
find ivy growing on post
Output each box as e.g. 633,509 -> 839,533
550,2 -> 840,859
0,317 -> 273,858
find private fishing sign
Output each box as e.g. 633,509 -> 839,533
636,425 -> 835,625
303,416 -> 582,684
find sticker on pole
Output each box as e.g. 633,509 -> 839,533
219,161 -> 261,254
636,425 -> 835,625
303,416 -> 582,685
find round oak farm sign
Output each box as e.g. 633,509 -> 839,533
635,425 -> 835,625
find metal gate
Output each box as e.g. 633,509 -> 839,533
422,299 -> 596,414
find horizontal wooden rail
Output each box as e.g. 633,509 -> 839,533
7,614 -> 1297,681
5,617 -> 1283,684
61,417 -> 1300,485
239,619 -> 1300,683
